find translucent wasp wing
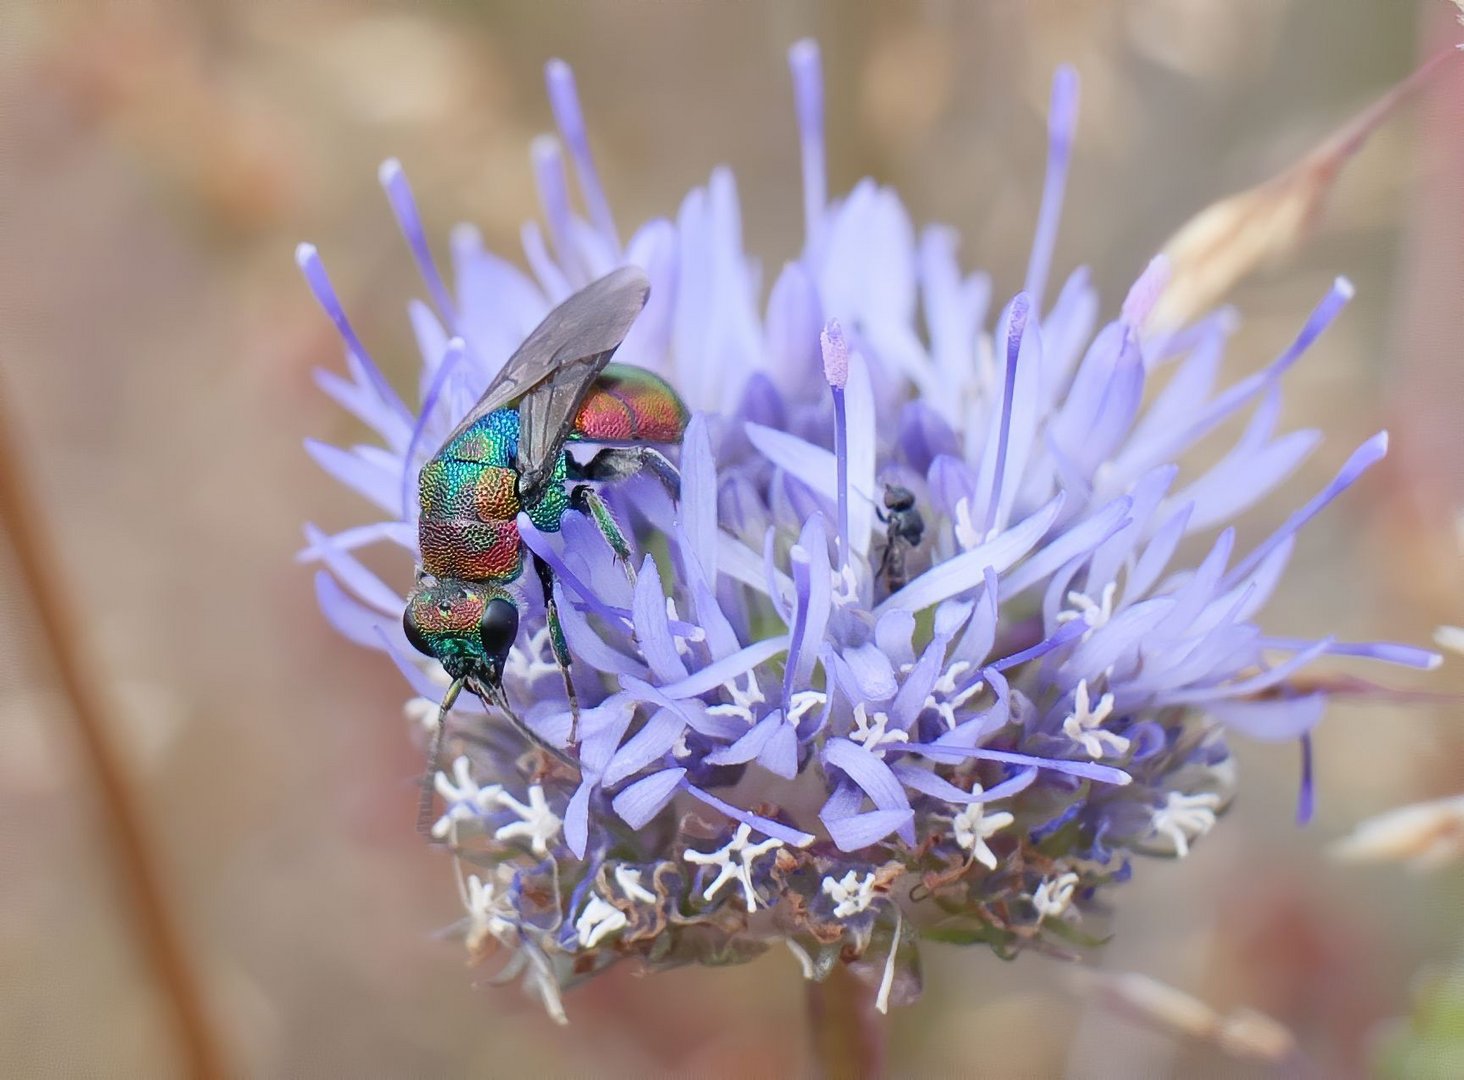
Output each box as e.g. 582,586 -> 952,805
434,265 -> 651,505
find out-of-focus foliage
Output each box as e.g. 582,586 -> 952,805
1374,956 -> 1464,1080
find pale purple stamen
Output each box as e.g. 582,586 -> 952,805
378,158 -> 459,328
544,59 -> 620,256
984,294 -> 1032,535
294,243 -> 410,422
1024,65 -> 1079,310
788,39 -> 826,250
822,320 -> 851,558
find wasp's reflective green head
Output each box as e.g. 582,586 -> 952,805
403,578 -> 520,684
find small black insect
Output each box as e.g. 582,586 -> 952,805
875,483 -> 925,592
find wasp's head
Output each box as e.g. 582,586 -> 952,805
403,578 -> 520,685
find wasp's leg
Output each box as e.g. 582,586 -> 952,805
570,484 -> 637,584
874,538 -> 896,584
532,552 -> 581,744
572,446 -> 682,500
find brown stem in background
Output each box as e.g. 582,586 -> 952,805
0,385 -> 229,1079
807,963 -> 887,1079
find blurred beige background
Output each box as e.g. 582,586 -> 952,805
1,1 -> 1460,1076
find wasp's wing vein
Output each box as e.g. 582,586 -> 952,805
429,267 -> 651,473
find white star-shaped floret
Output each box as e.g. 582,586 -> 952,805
1056,581 -> 1118,638
431,756 -> 504,840
1033,871 -> 1080,921
706,669 -> 765,726
683,823 -> 783,911
924,660 -> 985,730
821,870 -> 879,918
493,784 -> 562,856
1150,790 -> 1223,858
850,702 -> 909,758
574,895 -> 628,949
613,865 -> 656,904
464,868 -> 517,952
1062,679 -> 1129,759
952,786 -> 1015,870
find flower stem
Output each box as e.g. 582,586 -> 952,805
807,963 -> 887,1079
0,390 -> 229,1078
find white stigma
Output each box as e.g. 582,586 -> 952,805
504,625 -> 561,685
951,786 -> 1015,870
493,784 -> 563,856
1033,871 -> 1080,922
574,895 -> 628,949
706,669 -> 766,726
786,690 -> 828,727
1056,581 -> 1118,638
464,868 -> 517,952
431,756 -> 503,840
1062,679 -> 1129,760
925,660 -> 985,730
1150,790 -> 1223,858
821,870 -> 879,918
613,865 -> 657,904
850,702 -> 909,758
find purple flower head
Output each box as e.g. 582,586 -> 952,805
300,42 -> 1439,1019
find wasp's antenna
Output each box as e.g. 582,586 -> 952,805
417,676 -> 466,838
485,678 -> 579,771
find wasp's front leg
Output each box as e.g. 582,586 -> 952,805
531,551 -> 581,745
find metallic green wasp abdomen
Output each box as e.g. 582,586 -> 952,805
418,409 -> 528,584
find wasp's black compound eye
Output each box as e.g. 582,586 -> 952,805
884,485 -> 916,511
403,606 -> 433,658
478,597 -> 520,670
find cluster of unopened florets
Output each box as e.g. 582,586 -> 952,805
301,42 -> 1437,1019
